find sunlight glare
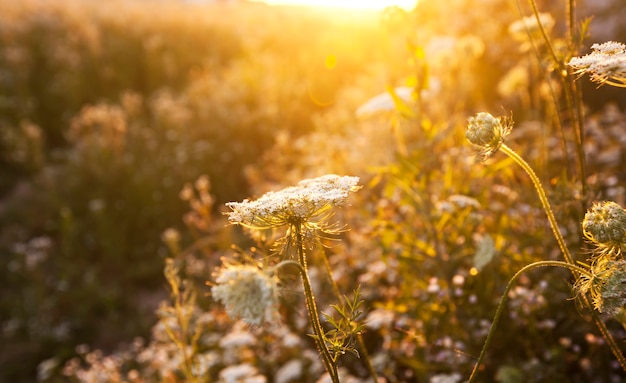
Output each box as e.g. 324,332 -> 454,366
253,0 -> 417,11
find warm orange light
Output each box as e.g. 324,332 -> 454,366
252,0 -> 417,11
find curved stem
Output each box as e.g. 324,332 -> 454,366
500,144 -> 573,265
500,144 -> 626,371
293,223 -> 340,383
468,260 -> 591,382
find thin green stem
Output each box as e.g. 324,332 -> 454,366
468,260 -> 591,382
500,144 -> 573,265
500,143 -> 626,371
293,223 -> 340,383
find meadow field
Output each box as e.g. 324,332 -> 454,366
1,0 -> 626,382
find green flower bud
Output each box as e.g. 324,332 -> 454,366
582,201 -> 626,254
466,112 -> 512,161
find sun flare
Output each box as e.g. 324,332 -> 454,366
253,0 -> 417,11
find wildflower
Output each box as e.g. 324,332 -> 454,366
576,259 -> 626,316
224,174 -> 361,230
597,260 -> 626,316
355,87 -> 413,118
568,41 -> 626,87
508,13 -> 555,43
582,201 -> 626,256
466,112 -> 512,161
211,264 -> 280,326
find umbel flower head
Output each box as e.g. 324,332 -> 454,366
225,174 -> 361,230
466,112 -> 512,162
211,264 -> 279,326
582,201 -> 626,257
568,41 -> 626,87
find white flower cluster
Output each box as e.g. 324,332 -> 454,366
225,174 -> 361,229
568,41 -> 626,87
211,265 -> 279,326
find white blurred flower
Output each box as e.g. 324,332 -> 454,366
219,363 -> 266,383
430,372 -> 462,383
355,87 -> 413,118
275,359 -> 303,383
211,264 -> 279,326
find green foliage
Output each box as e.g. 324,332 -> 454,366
321,287 -> 366,362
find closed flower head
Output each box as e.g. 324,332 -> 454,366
582,201 -> 626,256
466,112 -> 512,161
577,258 -> 626,316
225,174 -> 361,230
598,260 -> 626,316
211,264 -> 279,326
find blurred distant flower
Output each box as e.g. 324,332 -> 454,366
211,264 -> 280,326
568,41 -> 626,87
497,65 -> 529,98
508,13 -> 555,44
355,87 -> 413,118
225,174 -> 361,230
430,372 -> 462,383
466,112 -> 512,161
219,363 -> 266,383
161,228 -> 181,255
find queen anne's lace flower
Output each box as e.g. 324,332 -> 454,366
582,201 -> 626,256
225,174 -> 361,229
211,265 -> 279,326
466,112 -> 512,161
568,41 -> 626,87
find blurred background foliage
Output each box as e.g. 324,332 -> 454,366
1,0 -> 626,382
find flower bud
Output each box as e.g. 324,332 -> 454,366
466,112 -> 512,161
599,260 -> 626,316
582,201 -> 626,253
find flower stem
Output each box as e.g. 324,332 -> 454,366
468,260 -> 592,382
500,144 -> 573,264
500,143 -> 626,371
293,223 -> 340,383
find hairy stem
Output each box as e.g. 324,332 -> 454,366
501,144 -> 626,371
500,144 -> 573,264
293,223 -> 340,383
468,261 -> 592,382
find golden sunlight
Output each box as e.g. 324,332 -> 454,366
253,0 -> 417,11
